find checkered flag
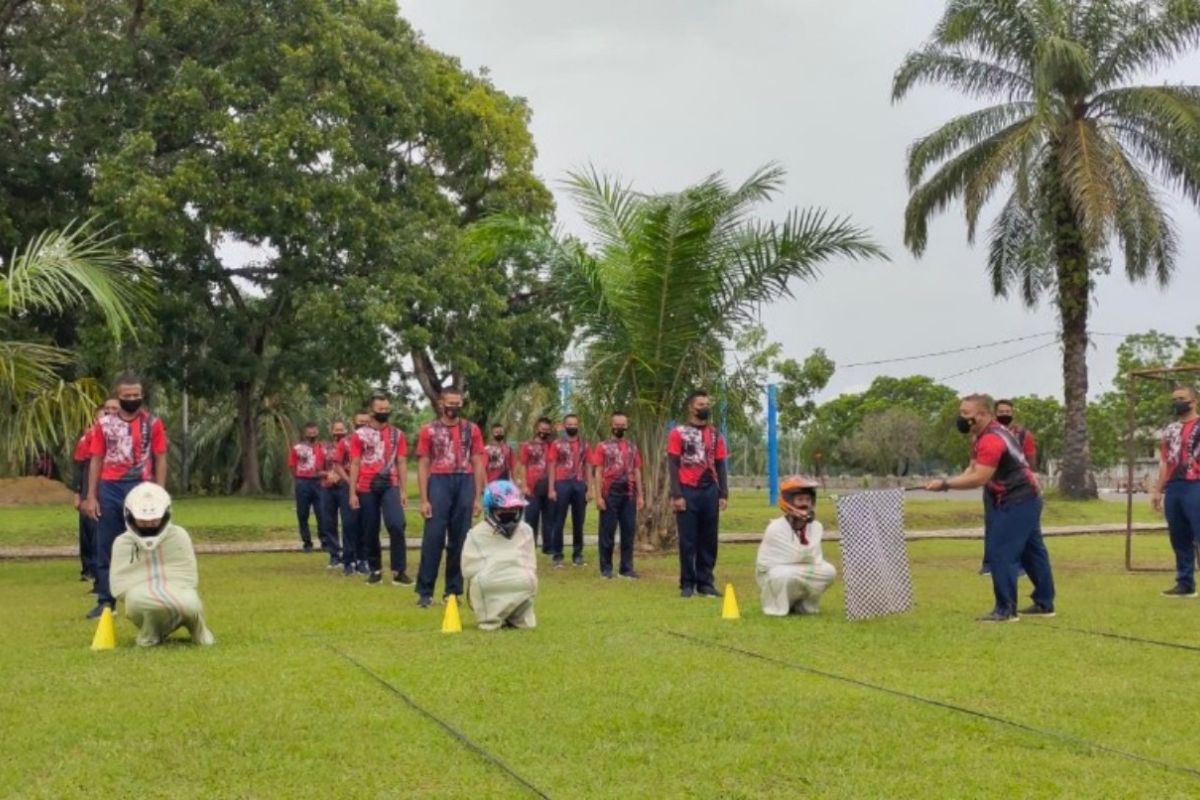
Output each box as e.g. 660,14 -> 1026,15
835,488 -> 915,621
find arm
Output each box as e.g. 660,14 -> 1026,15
349,456 -> 361,509
635,466 -> 645,510
514,452 -> 526,495
716,458 -> 729,510
153,421 -> 169,487
473,454 -> 486,515
1152,448 -> 1170,513
83,453 -> 103,520
926,461 -> 997,491
418,456 -> 432,519
397,452 -> 409,509
669,455 -> 685,512
591,458 -> 605,510
155,451 -> 168,487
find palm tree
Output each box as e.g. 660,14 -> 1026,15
894,0 -> 1200,498
473,165 -> 886,544
0,221 -> 150,466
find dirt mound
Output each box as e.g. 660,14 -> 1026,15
0,477 -> 74,506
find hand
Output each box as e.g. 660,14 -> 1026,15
637,496 -> 645,511
719,498 -> 728,512
81,497 -> 100,520
924,479 -> 947,492
421,500 -> 433,519
596,496 -> 607,511
672,496 -> 686,513
473,499 -> 482,516
549,491 -> 557,503
1152,493 -> 1163,513
585,491 -> 592,505
349,494 -> 360,511
400,493 -> 408,509
72,493 -> 81,510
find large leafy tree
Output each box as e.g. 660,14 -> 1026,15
0,222 -> 150,467
479,165 -> 886,544
894,0 -> 1200,498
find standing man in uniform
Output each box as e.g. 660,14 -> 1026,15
320,419 -> 350,571
80,373 -> 169,619
668,390 -> 729,598
590,411 -> 643,580
73,400 -> 119,587
980,399 -> 1039,575
1152,386 -> 1200,598
349,395 -> 410,586
416,388 -> 486,608
333,411 -> 370,576
548,414 -> 590,568
517,417 -> 555,552
927,394 -> 1056,622
288,422 -> 326,556
485,423 -> 515,484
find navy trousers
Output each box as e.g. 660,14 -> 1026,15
676,483 -> 720,591
331,484 -> 361,567
983,496 -> 1056,615
524,487 -> 551,551
1164,481 -> 1200,592
94,480 -> 139,607
598,489 -> 637,576
417,474 -> 475,598
358,485 -> 406,574
294,478 -> 320,547
550,479 -> 588,561
78,512 -> 96,577
317,484 -> 341,559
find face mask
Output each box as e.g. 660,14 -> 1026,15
1173,400 -> 1193,417
119,398 -> 143,414
695,408 -> 711,422
612,429 -> 626,439
493,434 -> 505,442
306,435 -> 317,443
565,426 -> 579,437
444,407 -> 461,419
538,431 -> 551,441
373,412 -> 391,424
956,416 -> 973,435
334,434 -> 346,441
996,415 -> 1014,426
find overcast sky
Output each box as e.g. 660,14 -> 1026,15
402,0 -> 1200,403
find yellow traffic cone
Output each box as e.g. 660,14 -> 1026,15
721,583 -> 740,620
441,594 -> 463,634
91,607 -> 116,651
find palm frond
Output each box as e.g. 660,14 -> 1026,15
1094,0 -> 1200,88
906,101 -> 1037,188
987,190 -> 1055,306
934,0 -> 1039,68
1093,84 -> 1200,203
893,45 -> 1034,103
1059,119 -> 1120,247
964,117 -> 1046,240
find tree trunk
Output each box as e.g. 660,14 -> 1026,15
635,424 -> 676,549
1052,195 -> 1098,499
235,382 -> 263,495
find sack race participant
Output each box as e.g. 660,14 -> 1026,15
461,481 -> 538,631
756,475 -> 837,616
109,483 -> 215,647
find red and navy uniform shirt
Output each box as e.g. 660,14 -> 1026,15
350,425 -> 407,493
1007,424 -> 1038,466
548,437 -> 589,483
289,442 -> 326,479
89,410 -> 168,483
589,439 -> 642,496
332,437 -> 353,477
417,420 -> 485,475
1162,419 -> 1200,482
667,424 -> 727,489
73,429 -> 95,496
518,439 -> 551,494
973,422 -> 1039,506
484,442 -> 514,483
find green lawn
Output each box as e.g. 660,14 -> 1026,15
1,536 -> 1197,798
0,489 -> 1163,549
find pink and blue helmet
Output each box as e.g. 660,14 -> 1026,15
483,480 -> 526,537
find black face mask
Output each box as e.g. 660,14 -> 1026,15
956,416 -> 973,435
695,408 -> 712,422
306,435 -> 317,443
537,431 -> 552,441
493,434 -> 505,442
1173,400 -> 1193,417
564,427 -> 579,437
373,412 -> 391,424
444,407 -> 461,420
996,415 -> 1014,427
333,434 -> 346,441
119,398 -> 143,414
612,429 -> 627,439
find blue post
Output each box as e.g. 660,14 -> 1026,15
559,375 -> 572,409
767,383 -> 779,506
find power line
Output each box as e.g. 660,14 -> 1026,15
936,340 -> 1061,382
840,332 -> 1057,369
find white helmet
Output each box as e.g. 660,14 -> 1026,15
123,482 -> 172,537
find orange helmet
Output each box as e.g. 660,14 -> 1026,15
779,474 -> 820,516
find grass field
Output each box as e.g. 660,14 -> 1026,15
0,489 -> 1163,548
2,534 -> 1198,798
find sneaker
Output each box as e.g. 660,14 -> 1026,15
601,571 -> 614,580
553,559 -> 564,569
680,586 -> 695,599
975,610 -> 1020,623
85,604 -> 115,620
392,572 -> 413,586
696,585 -> 722,598
366,571 -> 383,585
355,561 -> 370,575
302,542 -> 314,553
327,555 -> 340,569
1018,603 -> 1056,617
619,571 -> 641,580
1162,584 -> 1198,598
572,556 -> 585,567
78,572 -> 90,582
417,595 -> 433,609
342,564 -> 355,577
978,565 -> 991,576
